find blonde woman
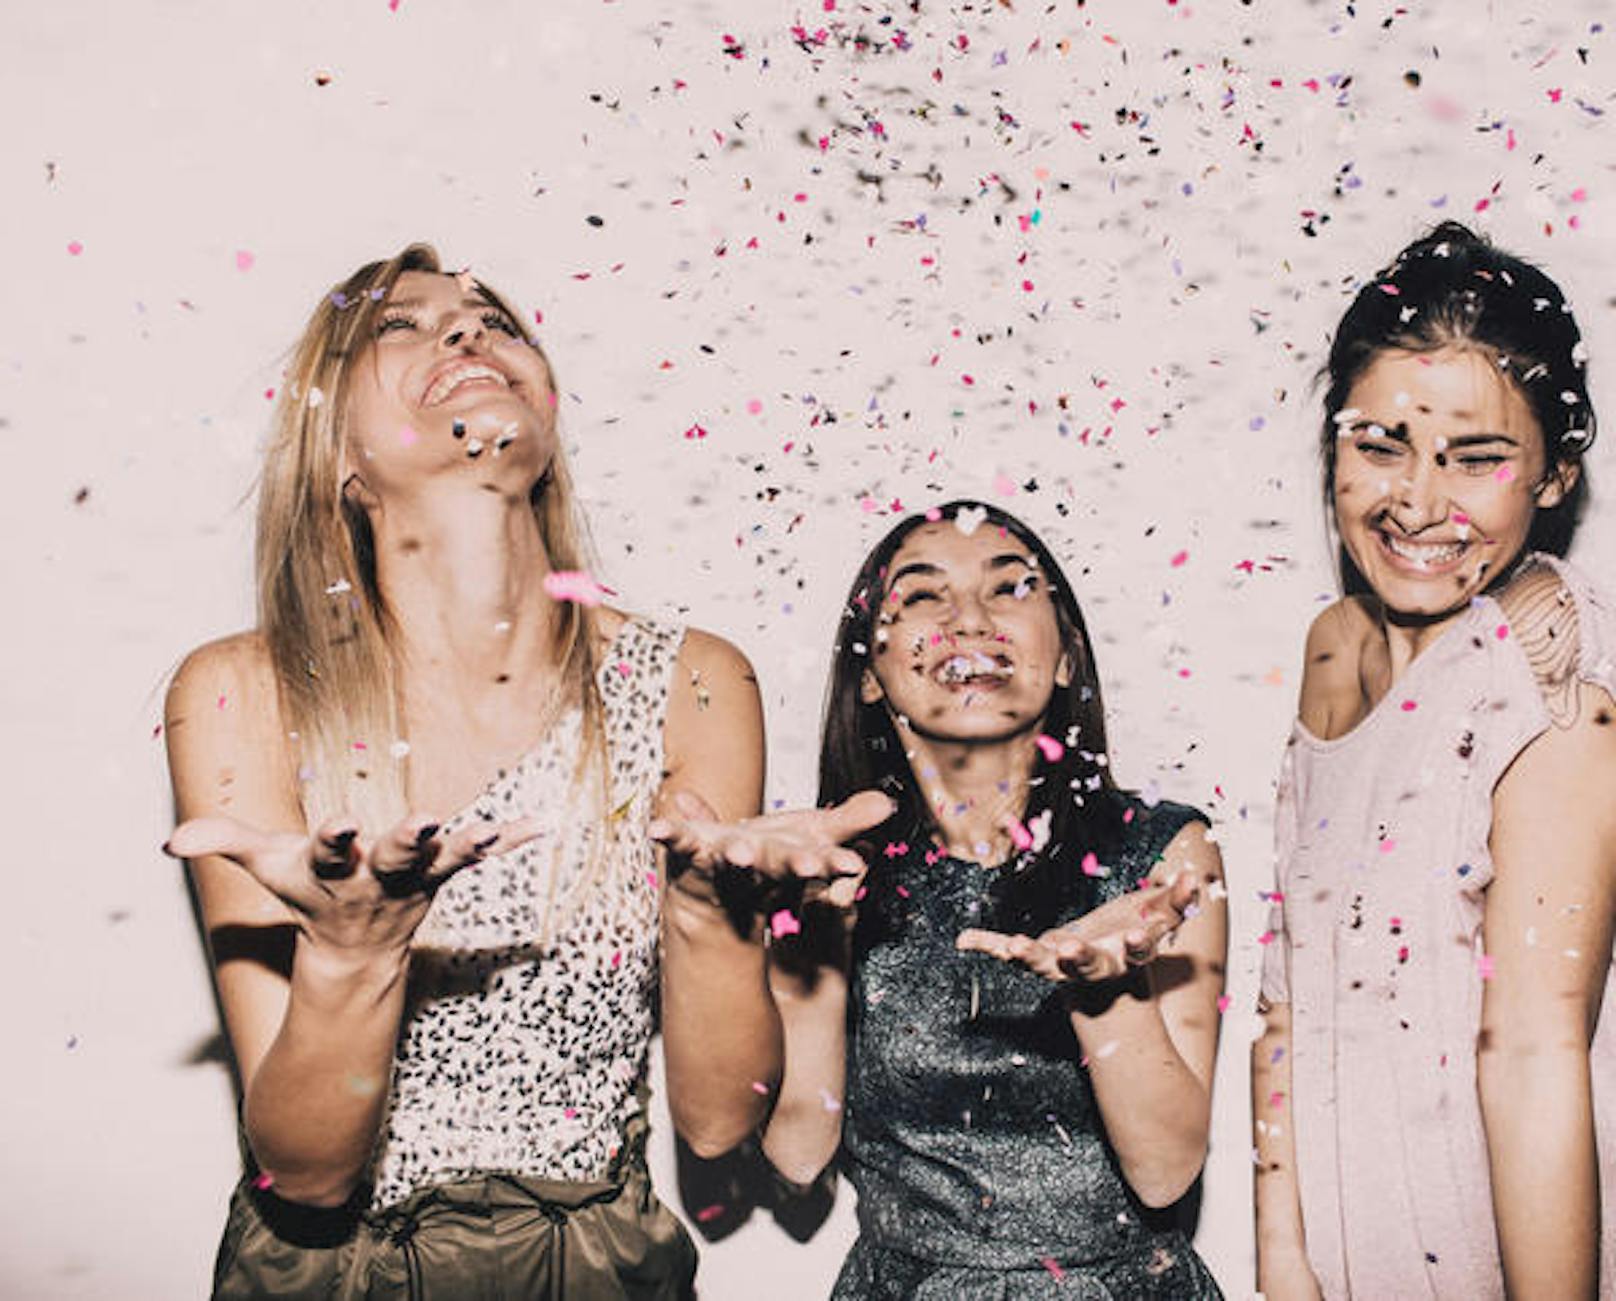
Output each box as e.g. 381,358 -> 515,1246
165,246 -> 763,1298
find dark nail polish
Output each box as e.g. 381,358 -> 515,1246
452,419 -> 466,439
415,823 -> 440,846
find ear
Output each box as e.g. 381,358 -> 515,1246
1055,653 -> 1074,689
859,668 -> 886,705
1534,458 -> 1579,509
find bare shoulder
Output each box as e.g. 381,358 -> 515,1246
165,630 -> 298,823
1154,817 -> 1225,884
677,626 -> 759,682
1297,597 -> 1372,730
661,626 -> 764,821
166,631 -> 281,739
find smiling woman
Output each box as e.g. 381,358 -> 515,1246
163,245 -> 769,1299
1253,224 -> 1616,1300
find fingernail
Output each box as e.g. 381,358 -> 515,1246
330,829 -> 358,849
472,833 -> 499,853
414,823 -> 440,846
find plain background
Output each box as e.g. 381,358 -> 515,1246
3,1 -> 1612,1296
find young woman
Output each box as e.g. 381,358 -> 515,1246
654,501 -> 1229,1297
1252,222 -> 1616,1299
164,245 -> 767,1298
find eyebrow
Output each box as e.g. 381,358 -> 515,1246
1348,419 -> 1519,447
888,552 -> 1035,586
986,552 -> 1037,571
381,294 -> 506,314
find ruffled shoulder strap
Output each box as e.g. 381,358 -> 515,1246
1496,556 -> 1616,728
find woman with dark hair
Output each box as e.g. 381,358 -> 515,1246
1252,222 -> 1616,1299
164,246 -> 771,1297
654,501 -> 1228,1297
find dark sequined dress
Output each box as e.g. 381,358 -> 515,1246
834,795 -> 1223,1300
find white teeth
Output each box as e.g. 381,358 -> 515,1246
936,652 -> 1012,685
425,363 -> 508,405
1383,534 -> 1465,568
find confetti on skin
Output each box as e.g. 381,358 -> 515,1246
543,570 -> 612,606
750,1081 -> 771,1096
397,425 -> 419,447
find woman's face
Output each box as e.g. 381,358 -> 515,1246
863,520 -> 1070,745
1333,346 -> 1567,626
342,270 -> 556,500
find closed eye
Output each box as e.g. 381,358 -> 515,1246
483,310 -> 522,337
376,313 -> 417,336
901,588 -> 941,607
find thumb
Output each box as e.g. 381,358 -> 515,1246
818,790 -> 896,843
164,815 -> 277,866
669,788 -> 721,823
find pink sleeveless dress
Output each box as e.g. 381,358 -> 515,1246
1262,555 -> 1616,1297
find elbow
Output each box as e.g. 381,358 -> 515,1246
673,1106 -> 764,1161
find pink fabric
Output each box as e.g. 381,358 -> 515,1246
1265,556 -> 1616,1298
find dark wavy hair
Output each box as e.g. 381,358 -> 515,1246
818,501 -> 1126,936
1320,221 -> 1596,594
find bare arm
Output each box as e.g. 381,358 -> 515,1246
656,630 -> 774,1157
1252,1001 -> 1321,1299
959,822 -> 1228,1207
1480,679 -> 1616,1300
166,637 -> 528,1205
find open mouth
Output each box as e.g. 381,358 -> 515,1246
1376,530 -> 1469,571
422,361 -> 512,406
933,652 -> 1014,687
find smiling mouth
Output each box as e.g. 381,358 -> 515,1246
423,362 -> 511,406
934,652 -> 1014,686
1377,530 -> 1469,571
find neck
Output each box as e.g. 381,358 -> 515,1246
897,724 -> 1040,864
367,480 -> 562,686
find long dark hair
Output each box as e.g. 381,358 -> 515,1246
819,501 -> 1126,935
1320,221 -> 1596,594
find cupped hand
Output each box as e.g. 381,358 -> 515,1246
165,812 -> 540,957
956,870 -> 1200,984
649,789 -> 893,909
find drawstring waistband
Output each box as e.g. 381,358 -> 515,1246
344,1172 -> 629,1301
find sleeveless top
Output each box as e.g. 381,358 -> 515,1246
836,793 -> 1224,1299
366,617 -> 685,1211
1262,555 -> 1616,1297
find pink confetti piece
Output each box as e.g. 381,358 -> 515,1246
750,1080 -> 771,1096
695,1204 -> 726,1223
1496,624 -> 1510,640
645,870 -> 659,891
1170,549 -> 1189,568
67,240 -> 83,256
1380,839 -> 1397,854
1081,852 -> 1107,877
683,423 -> 708,440
543,570 -> 611,606
769,908 -> 802,939
1257,930 -> 1276,946
991,472 -> 1017,496
1041,1258 -> 1066,1282
397,425 -> 419,447
1007,819 -> 1034,852
1034,734 -> 1065,762
1217,994 -> 1232,1014
1399,699 -> 1418,712
1477,953 -> 1495,980
235,250 -> 255,272
252,1172 -> 274,1190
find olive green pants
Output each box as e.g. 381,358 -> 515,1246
211,1162 -> 697,1301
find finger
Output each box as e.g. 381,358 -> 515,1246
815,791 -> 897,844
1122,928 -> 1160,966
306,818 -> 363,880
956,927 -> 1015,960
164,815 -> 280,867
371,814 -> 441,874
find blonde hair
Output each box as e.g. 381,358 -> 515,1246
256,244 -> 604,835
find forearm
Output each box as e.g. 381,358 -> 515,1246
1070,986 -> 1210,1207
1252,1006 -> 1320,1298
242,942 -> 411,1205
1479,1045 -> 1599,1300
760,963 -> 848,1185
661,890 -> 782,1156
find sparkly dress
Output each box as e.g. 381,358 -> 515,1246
1262,555 -> 1616,1298
835,794 -> 1223,1299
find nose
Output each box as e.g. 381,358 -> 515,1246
948,590 -> 994,637
1391,456 -> 1448,531
439,309 -> 487,351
